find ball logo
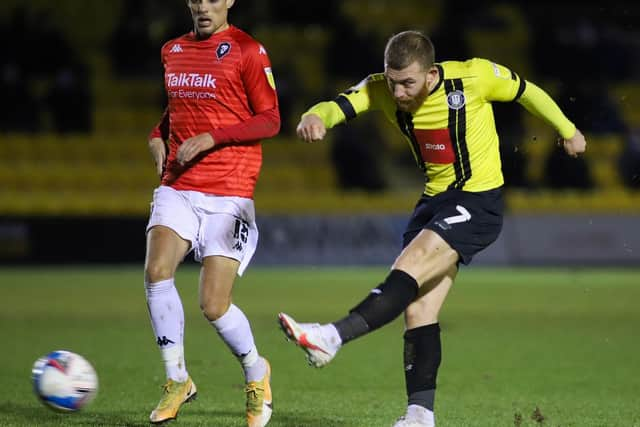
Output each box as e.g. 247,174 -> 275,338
216,42 -> 231,60
447,90 -> 465,110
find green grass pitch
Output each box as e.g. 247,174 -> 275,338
1,266 -> 639,426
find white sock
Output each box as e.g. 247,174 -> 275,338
322,323 -> 343,348
212,304 -> 266,382
406,404 -> 435,425
145,279 -> 188,382
161,345 -> 188,382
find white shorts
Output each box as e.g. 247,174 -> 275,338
146,186 -> 258,276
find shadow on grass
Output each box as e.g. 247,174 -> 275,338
272,411 -> 352,427
0,401 -> 148,426
2,402 -> 356,427
186,408 -> 351,427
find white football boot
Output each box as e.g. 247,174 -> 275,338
277,312 -> 341,368
392,405 -> 435,427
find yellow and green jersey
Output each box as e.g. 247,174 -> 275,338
305,58 -> 576,195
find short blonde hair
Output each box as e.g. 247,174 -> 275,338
384,31 -> 435,71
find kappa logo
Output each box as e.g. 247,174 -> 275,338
447,90 -> 466,110
156,336 -> 175,347
169,44 -> 183,53
216,42 -> 231,59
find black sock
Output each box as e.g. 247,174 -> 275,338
404,323 -> 441,411
333,269 -> 419,344
333,311 -> 369,344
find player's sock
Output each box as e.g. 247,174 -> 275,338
145,278 -> 188,382
403,405 -> 435,426
211,304 -> 266,382
333,311 -> 368,344
161,345 -> 188,383
333,269 -> 419,343
404,323 -> 441,411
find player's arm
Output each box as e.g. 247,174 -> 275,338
148,107 -> 169,177
297,75 -> 377,143
176,43 -> 280,165
181,108 -> 279,166
476,58 -> 585,157
176,105 -> 279,165
148,44 -> 171,177
517,82 -> 586,157
208,46 -> 281,144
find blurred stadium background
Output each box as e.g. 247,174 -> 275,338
1,0 -> 639,266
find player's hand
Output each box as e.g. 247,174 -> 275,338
177,132 -> 215,165
296,114 -> 326,143
148,137 -> 166,177
561,128 -> 586,158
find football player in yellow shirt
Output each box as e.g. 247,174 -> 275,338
278,30 -> 586,427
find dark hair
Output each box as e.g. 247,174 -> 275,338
384,30 -> 435,70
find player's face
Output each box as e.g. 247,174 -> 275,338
385,61 -> 431,113
187,0 -> 235,38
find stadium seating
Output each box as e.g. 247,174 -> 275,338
2,1 -> 639,217
2,127 -> 639,216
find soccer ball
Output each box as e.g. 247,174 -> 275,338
31,350 -> 98,412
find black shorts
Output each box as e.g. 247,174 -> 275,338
402,188 -> 504,265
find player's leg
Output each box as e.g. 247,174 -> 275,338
145,225 -> 197,424
336,229 -> 458,341
145,186 -> 200,423
394,189 -> 503,426
196,201 -> 269,427
278,229 -> 458,367
393,264 -> 457,427
200,255 -> 268,383
200,255 -> 272,427
145,225 -> 191,382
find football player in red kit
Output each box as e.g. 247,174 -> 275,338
144,1 -> 279,426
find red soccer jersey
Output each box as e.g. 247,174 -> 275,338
149,25 -> 280,198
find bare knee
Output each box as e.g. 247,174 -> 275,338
200,298 -> 231,321
405,298 -> 439,327
393,230 -> 458,285
145,262 -> 175,284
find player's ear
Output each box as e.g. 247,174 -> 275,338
426,66 -> 439,86
227,0 -> 236,9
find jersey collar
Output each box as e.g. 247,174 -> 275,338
430,64 -> 444,95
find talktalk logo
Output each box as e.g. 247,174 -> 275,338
166,73 -> 216,88
424,143 -> 446,150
